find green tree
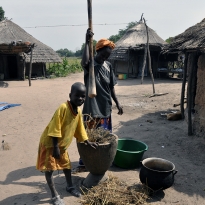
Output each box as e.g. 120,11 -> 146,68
56,48 -> 75,57
65,50 -> 74,57
56,49 -> 65,57
75,49 -> 82,57
165,37 -> 174,44
0,7 -> 5,21
75,39 -> 97,57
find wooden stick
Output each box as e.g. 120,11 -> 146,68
180,52 -> 188,118
149,93 -> 168,98
87,0 -> 96,98
128,49 -> 130,77
23,55 -> 26,81
141,44 -> 148,84
173,101 -> 187,107
140,14 -> 147,83
144,18 -> 155,94
28,45 -> 34,86
187,53 -> 195,136
156,53 -> 160,78
143,18 -> 167,98
43,63 -> 46,78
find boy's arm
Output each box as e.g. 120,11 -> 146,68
52,137 -> 60,159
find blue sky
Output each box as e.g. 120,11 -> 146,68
1,0 -> 205,51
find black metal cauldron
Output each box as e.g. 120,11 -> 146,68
139,157 -> 177,191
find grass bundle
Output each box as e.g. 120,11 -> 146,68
80,174 -> 149,205
83,114 -> 117,144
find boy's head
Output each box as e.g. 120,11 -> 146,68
69,82 -> 86,107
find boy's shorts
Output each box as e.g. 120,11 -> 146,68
36,144 -> 71,171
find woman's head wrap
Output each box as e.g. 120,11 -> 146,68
95,38 -> 115,51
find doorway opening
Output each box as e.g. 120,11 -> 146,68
7,55 -> 18,79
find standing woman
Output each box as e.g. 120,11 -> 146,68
81,29 -> 123,131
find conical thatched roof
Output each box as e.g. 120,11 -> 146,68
115,22 -> 166,48
0,19 -> 62,63
109,21 -> 167,60
164,18 -> 205,53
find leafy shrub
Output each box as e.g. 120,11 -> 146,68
47,58 -> 82,77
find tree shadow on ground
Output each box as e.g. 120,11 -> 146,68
0,166 -> 85,205
110,110 -> 205,201
0,81 -> 9,88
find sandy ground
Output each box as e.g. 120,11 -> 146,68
0,72 -> 205,205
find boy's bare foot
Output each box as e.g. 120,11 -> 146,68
66,186 -> 81,197
51,195 -> 65,205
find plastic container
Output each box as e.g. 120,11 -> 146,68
113,139 -> 148,169
118,74 -> 127,80
118,74 -> 124,80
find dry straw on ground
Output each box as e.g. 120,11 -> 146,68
80,174 -> 149,205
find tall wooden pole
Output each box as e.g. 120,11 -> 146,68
144,18 -> 155,94
87,0 -> 96,98
43,63 -> 46,78
141,16 -> 148,84
187,53 -> 195,136
141,44 -> 148,84
23,56 -> 26,81
28,45 -> 34,86
180,52 -> 188,119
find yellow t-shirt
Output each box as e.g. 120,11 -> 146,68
39,101 -> 88,149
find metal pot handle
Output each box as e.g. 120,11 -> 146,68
173,170 -> 178,175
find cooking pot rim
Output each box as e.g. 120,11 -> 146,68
141,157 -> 175,172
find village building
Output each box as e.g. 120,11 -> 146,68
108,19 -> 169,78
164,18 -> 205,137
0,19 -> 62,80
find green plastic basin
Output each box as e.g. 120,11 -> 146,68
113,139 -> 148,169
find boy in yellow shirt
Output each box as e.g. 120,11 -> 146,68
36,82 -> 98,205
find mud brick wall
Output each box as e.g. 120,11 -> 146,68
193,54 -> 205,137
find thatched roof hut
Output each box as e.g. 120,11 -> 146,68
114,22 -> 166,49
164,18 -> 205,137
0,19 -> 62,80
109,21 -> 168,78
163,18 -> 205,53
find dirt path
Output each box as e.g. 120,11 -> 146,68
0,72 -> 205,205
